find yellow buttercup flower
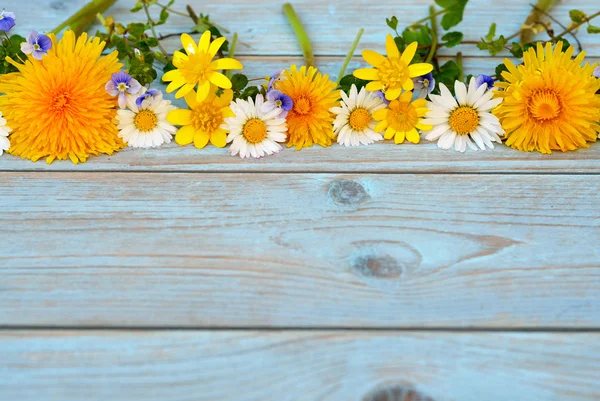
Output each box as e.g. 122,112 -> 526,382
372,91 -> 431,144
0,30 -> 123,164
274,65 -> 340,149
167,88 -> 233,149
162,31 -> 243,103
494,42 -> 600,154
354,34 -> 433,101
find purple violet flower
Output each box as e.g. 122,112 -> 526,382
21,31 -> 52,60
263,90 -> 293,118
268,69 -> 285,91
413,72 -> 435,99
475,74 -> 495,91
105,71 -> 142,109
136,89 -> 161,108
593,66 -> 600,78
0,11 -> 15,32
374,90 -> 390,106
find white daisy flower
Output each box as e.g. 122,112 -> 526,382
224,94 -> 287,158
0,111 -> 12,156
421,77 -> 504,152
116,88 -> 177,148
330,84 -> 386,147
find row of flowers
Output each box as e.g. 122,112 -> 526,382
0,26 -> 599,163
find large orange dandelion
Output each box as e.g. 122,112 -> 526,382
275,65 -> 339,150
0,30 -> 124,163
494,42 -> 600,154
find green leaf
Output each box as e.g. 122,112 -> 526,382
485,23 -> 496,42
434,60 -> 461,93
127,22 -> 147,38
509,42 -> 523,58
569,9 -> 586,24
587,24 -> 600,34
477,35 -> 506,56
231,73 -> 249,91
553,37 -> 571,48
495,63 -> 509,82
339,74 -> 369,94
238,85 -> 261,101
441,31 -> 463,47
439,0 -> 467,30
130,0 -> 143,12
386,16 -> 398,31
158,8 -> 169,25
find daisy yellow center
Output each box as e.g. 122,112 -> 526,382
528,90 -> 561,121
134,110 -> 158,132
243,118 -> 267,144
191,103 -> 223,133
389,100 -> 418,131
180,52 -> 213,83
294,96 -> 312,115
449,106 -> 479,135
349,108 -> 371,131
378,58 -> 409,89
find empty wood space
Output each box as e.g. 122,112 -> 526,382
1,0 -> 599,400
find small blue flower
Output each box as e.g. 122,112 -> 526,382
105,71 -> 142,109
0,10 -> 15,32
413,72 -> 435,99
136,89 -> 161,108
264,89 -> 293,118
594,66 -> 600,78
374,90 -> 390,105
475,74 -> 495,91
21,31 -> 52,60
268,69 -> 285,91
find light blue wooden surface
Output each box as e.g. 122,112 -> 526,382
1,0 -> 600,400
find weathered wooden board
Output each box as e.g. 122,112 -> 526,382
14,0 -> 600,57
2,330 -> 600,401
2,172 -> 598,327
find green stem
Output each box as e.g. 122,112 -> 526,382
283,3 -> 314,67
226,32 -> 239,79
142,1 -> 171,62
457,52 -> 464,82
156,3 -> 189,17
554,10 -> 600,40
51,0 -> 117,34
337,28 -> 363,84
409,8 -> 445,28
425,6 -> 438,64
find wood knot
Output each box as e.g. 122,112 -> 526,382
328,179 -> 370,207
363,386 -> 434,401
351,254 -> 403,278
50,1 -> 67,10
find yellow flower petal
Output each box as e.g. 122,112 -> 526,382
196,80 -> 211,102
362,50 -> 386,67
216,89 -> 234,107
401,42 -> 418,64
384,126 -> 396,139
408,63 -> 434,77
416,122 -> 433,130
194,130 -> 210,149
181,33 -> 198,55
184,90 -> 199,109
354,68 -> 380,81
167,109 -> 193,126
374,120 -> 388,132
166,79 -> 185,94
210,129 -> 227,148
209,71 -> 232,89
162,69 -> 183,83
399,91 -> 413,103
211,58 -> 243,70
402,79 -> 414,91
394,131 -> 406,144
385,34 -> 400,59
175,83 -> 195,99
366,81 -> 384,91
385,87 -> 402,100
372,108 -> 388,121
199,30 -> 211,52
175,125 -> 195,145
406,128 -> 420,144
208,37 -> 227,57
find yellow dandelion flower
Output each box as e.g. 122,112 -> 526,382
354,34 -> 433,101
372,91 -> 431,144
274,65 -> 340,149
0,30 -> 123,164
494,42 -> 600,154
167,88 -> 233,149
162,32 -> 243,103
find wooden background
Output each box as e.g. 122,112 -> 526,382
1,0 -> 600,400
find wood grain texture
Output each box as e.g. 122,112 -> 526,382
12,0 -> 600,57
2,330 -> 600,401
2,172 -> 599,327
